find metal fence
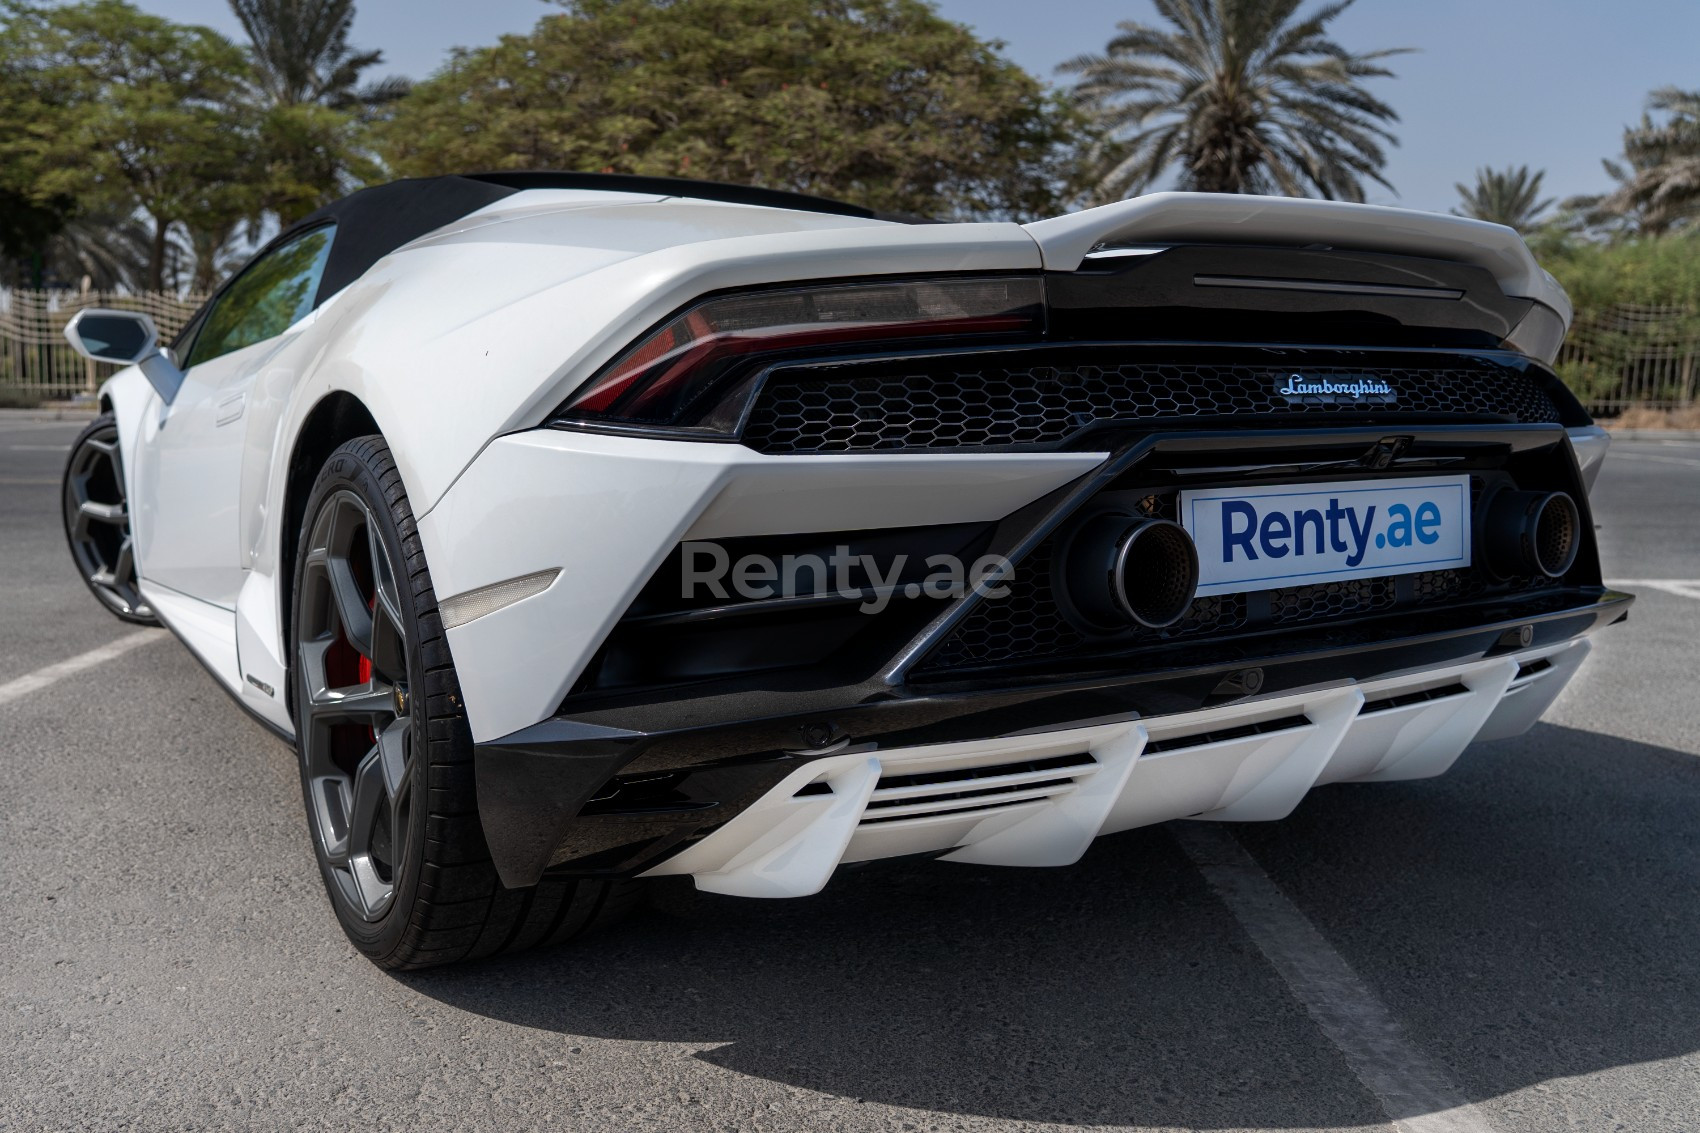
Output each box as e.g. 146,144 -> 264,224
2,288 -> 1697,417
1555,304 -> 1700,415
0,289 -> 205,401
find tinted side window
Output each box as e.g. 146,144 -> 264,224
186,225 -> 335,367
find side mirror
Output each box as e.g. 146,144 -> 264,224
63,308 -> 185,405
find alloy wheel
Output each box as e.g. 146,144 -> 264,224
297,490 -> 417,921
63,422 -> 154,622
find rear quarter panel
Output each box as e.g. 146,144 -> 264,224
288,205 -> 1040,524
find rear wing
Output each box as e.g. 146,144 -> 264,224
1025,192 -> 1571,328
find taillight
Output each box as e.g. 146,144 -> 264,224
554,276 -> 1044,434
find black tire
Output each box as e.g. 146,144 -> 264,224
61,413 -> 158,625
290,436 -> 638,970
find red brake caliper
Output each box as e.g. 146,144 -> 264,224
359,594 -> 376,743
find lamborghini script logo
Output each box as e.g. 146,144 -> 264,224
1275,373 -> 1397,404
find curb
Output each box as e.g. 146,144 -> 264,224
0,406 -> 99,422
1603,429 -> 1700,441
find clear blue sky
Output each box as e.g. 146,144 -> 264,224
138,0 -> 1699,215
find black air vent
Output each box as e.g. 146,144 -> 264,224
1143,714 -> 1311,754
743,348 -> 1565,455
567,522 -> 991,699
1361,683 -> 1470,714
856,753 -> 1096,826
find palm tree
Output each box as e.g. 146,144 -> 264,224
1059,0 -> 1410,203
227,0 -> 407,110
1585,88 -> 1700,236
1452,165 -> 1554,230
40,209 -> 158,291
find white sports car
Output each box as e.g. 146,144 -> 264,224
62,173 -> 1630,969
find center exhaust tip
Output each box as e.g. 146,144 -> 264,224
1060,513 -> 1200,630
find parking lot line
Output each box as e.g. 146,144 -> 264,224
1174,823 -> 1497,1133
0,629 -> 164,709
1608,579 -> 1700,600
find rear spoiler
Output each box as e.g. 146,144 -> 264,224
1025,192 -> 1571,328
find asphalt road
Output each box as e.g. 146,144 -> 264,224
3,411 -> 1697,1133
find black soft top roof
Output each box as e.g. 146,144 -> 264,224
286,172 -> 896,306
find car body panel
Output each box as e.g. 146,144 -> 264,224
139,578 -> 242,697
417,429 -> 1106,742
101,365 -> 156,520
136,332 -> 300,608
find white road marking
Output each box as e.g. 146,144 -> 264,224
1608,579 -> 1700,601
1174,823 -> 1497,1133
0,630 -> 163,709
3,444 -> 71,452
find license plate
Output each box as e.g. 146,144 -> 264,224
1179,476 -> 1472,597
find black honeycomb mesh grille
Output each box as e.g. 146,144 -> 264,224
1270,577 -> 1396,624
743,350 -> 1563,455
939,542 -> 1083,662
1409,568 -> 1483,603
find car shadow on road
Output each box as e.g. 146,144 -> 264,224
402,722 -> 1700,1129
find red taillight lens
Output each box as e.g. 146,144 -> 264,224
557,277 -> 1044,432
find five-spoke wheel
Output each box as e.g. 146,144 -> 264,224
296,489 -> 417,921
291,435 -> 639,969
62,414 -> 156,625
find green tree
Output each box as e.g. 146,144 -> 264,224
1452,165 -> 1554,231
247,99 -> 383,229
375,0 -> 1081,220
3,1 -> 370,290
19,0 -> 264,290
1059,0 -> 1409,202
0,2 -> 77,285
210,2 -> 394,234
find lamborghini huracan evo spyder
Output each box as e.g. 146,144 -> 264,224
61,172 -> 1630,969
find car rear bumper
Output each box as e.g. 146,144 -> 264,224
414,428 -> 1103,744
474,588 -> 1627,889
